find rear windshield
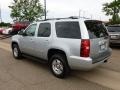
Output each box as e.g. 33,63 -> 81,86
85,20 -> 108,39
55,22 -> 81,39
107,26 -> 120,32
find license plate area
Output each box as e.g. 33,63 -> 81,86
100,44 -> 106,50
99,40 -> 107,51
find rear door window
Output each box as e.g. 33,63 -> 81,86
55,22 -> 81,39
85,20 -> 108,39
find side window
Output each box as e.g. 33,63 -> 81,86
25,24 -> 37,36
38,23 -> 51,37
56,22 -> 81,39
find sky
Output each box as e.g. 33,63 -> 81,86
0,0 -> 113,23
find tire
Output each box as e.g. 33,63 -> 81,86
49,54 -> 70,78
12,44 -> 22,59
8,30 -> 12,35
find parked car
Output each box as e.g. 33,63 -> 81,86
2,28 -> 12,35
11,21 -> 31,34
107,25 -> 120,45
11,17 -> 112,78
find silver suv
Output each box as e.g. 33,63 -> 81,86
11,18 -> 112,78
107,25 -> 120,45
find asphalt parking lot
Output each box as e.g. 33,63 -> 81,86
0,36 -> 120,90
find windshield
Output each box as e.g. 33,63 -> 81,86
107,26 -> 120,32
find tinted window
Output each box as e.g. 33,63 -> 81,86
25,24 -> 37,36
107,26 -> 120,32
38,23 -> 51,37
85,20 -> 108,39
56,22 -> 81,39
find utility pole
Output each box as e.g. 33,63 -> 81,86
79,9 -> 81,18
83,11 -> 86,18
100,16 -> 101,21
44,0 -> 46,20
91,14 -> 93,20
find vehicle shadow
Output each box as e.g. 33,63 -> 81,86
22,55 -> 49,70
110,45 -> 120,50
20,55 -> 101,79
19,55 -> 81,79
19,57 -> 103,89
71,67 -> 105,80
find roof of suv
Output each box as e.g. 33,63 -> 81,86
35,18 -> 102,24
35,17 -> 94,23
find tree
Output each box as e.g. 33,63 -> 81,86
103,0 -> 120,24
9,0 -> 44,22
0,22 -> 11,27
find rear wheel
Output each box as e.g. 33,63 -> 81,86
49,54 -> 70,78
12,44 -> 22,59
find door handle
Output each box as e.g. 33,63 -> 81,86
30,39 -> 34,42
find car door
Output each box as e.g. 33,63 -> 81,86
19,24 -> 37,56
34,22 -> 51,60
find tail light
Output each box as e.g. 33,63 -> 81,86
80,39 -> 90,57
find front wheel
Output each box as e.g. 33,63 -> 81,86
49,54 -> 70,78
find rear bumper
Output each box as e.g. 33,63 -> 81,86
68,49 -> 112,70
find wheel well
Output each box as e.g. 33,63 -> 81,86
11,42 -> 18,49
48,49 -> 67,60
48,49 -> 70,69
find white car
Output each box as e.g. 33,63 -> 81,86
2,28 -> 12,35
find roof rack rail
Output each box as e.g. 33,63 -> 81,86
37,16 -> 90,21
79,17 -> 91,19
45,16 -> 79,20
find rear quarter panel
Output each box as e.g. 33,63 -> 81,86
50,38 -> 81,58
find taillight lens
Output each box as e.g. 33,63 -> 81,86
80,39 -> 90,57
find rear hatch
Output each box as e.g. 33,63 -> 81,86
85,20 -> 111,63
